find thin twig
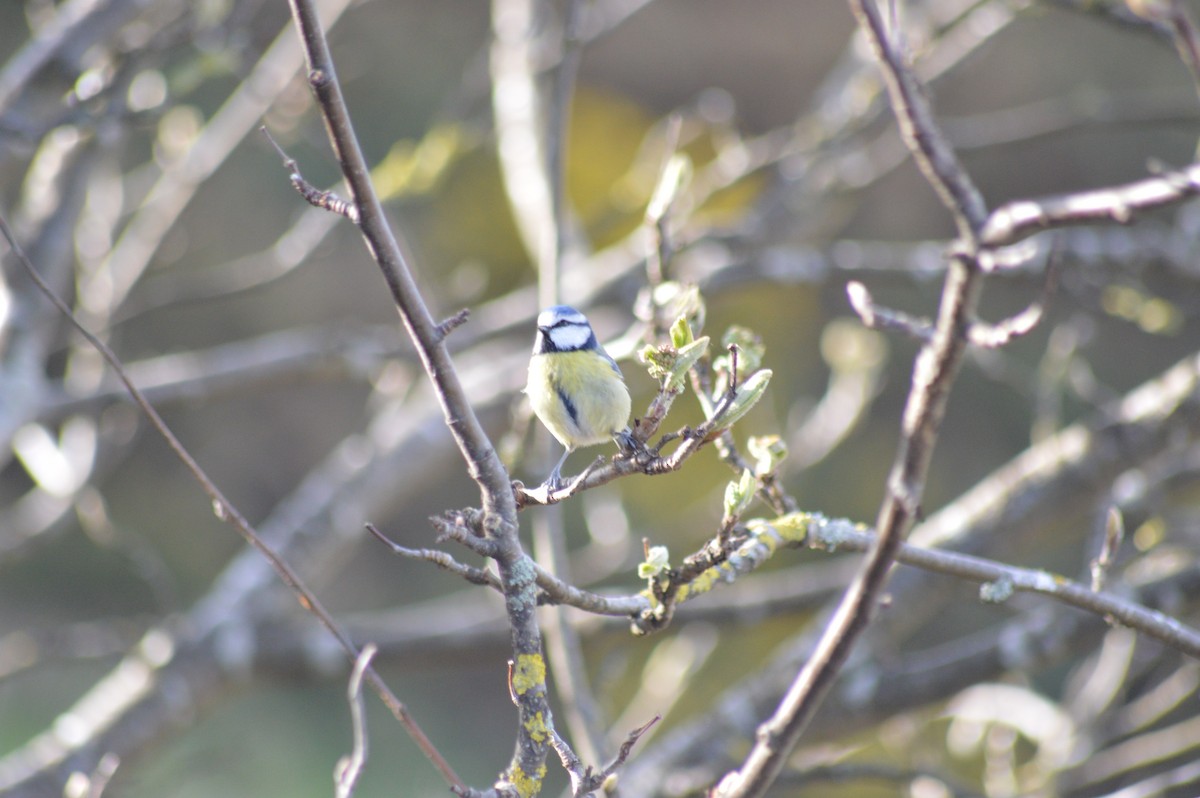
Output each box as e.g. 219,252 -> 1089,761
367,523 -> 503,591
261,126 -> 360,223
335,643 -> 376,798
846,280 -> 934,342
968,249 -> 1058,348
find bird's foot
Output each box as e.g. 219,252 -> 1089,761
539,470 -> 566,493
614,428 -> 640,454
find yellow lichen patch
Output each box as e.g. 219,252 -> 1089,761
509,762 -> 548,798
753,527 -> 781,556
769,512 -> 810,544
511,653 -> 546,696
685,563 -> 723,600
524,710 -> 548,743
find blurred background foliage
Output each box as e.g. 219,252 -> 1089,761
2,0 -> 1200,796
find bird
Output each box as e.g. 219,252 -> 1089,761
525,305 -> 632,490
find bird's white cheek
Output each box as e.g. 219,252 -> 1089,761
547,324 -> 591,350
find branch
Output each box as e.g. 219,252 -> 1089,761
623,563 -> 1200,794
40,324 -> 393,423
284,0 -> 511,522
846,280 -> 934,342
802,516 -> 1200,658
849,0 -> 988,241
367,523 -> 504,592
711,3 -> 990,793
980,161 -> 1200,248
283,2 -> 546,791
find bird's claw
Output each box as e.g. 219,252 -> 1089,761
615,428 -> 640,454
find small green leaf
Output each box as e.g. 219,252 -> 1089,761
638,545 -> 671,579
666,336 -> 709,390
711,369 -> 772,430
670,314 -> 694,349
723,469 -> 756,521
747,435 -> 788,477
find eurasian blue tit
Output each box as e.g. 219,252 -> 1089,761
525,305 -> 632,489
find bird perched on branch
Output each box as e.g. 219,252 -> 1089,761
525,305 -> 632,490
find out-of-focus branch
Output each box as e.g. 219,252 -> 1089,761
846,280 -> 934,342
491,0 -> 558,286
79,0 -> 355,324
334,644 -> 376,798
981,161 -> 1200,248
0,213 -> 462,794
1123,0 -> 1200,101
0,317 -> 531,793
912,348 -> 1200,552
0,0 -> 146,116
39,324 -> 394,422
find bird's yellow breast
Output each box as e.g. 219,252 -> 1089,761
526,350 -> 631,449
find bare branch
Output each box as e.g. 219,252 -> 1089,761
261,126 -> 360,223
803,517 -> 1200,658
367,523 -> 503,592
968,249 -> 1058,348
711,3 -> 991,793
284,0 -> 550,791
980,161 -> 1200,248
846,280 -> 934,342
